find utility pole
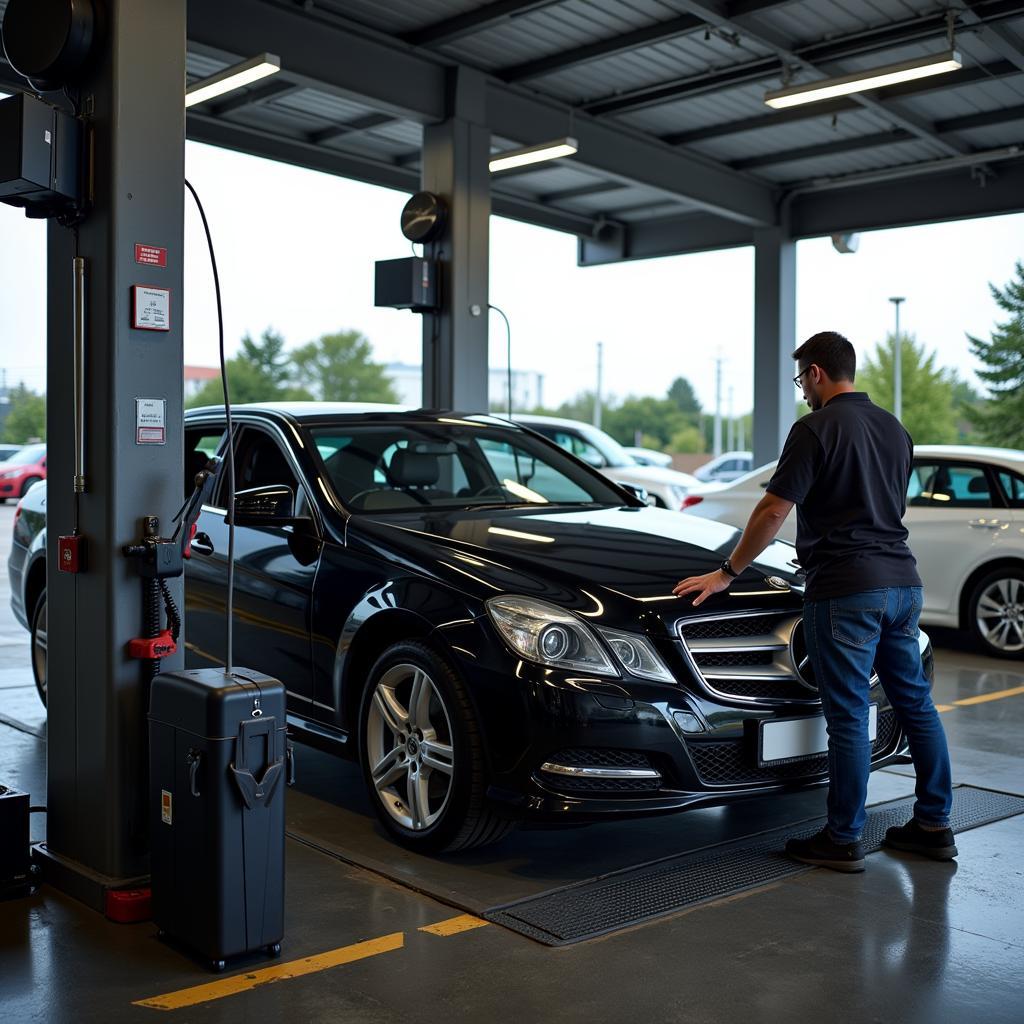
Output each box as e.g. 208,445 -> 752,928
738,411 -> 745,453
727,385 -> 735,452
594,341 -> 603,430
713,356 -> 723,457
889,296 -> 905,422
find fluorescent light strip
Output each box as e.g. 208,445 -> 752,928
489,137 -> 578,173
764,51 -> 961,109
186,53 -> 281,108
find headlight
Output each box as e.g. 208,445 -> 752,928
598,627 -> 675,683
486,596 -> 616,676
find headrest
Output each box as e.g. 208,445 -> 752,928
390,449 -> 440,487
967,475 -> 989,494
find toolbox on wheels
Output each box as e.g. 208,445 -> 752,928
149,668 -> 289,970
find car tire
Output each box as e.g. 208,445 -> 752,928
968,568 -> 1024,659
19,476 -> 41,498
30,589 -> 47,706
358,640 -> 514,853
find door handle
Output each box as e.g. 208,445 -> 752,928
967,519 -> 1000,529
191,531 -> 215,555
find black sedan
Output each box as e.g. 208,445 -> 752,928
9,404 -> 930,852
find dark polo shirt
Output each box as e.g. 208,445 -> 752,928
766,392 -> 922,600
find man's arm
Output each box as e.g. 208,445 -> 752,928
672,492 -> 795,606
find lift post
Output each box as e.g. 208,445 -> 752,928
40,0 -> 187,904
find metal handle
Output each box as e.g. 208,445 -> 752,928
187,750 -> 202,797
73,257 -> 86,493
191,532 -> 215,555
968,519 -> 1000,529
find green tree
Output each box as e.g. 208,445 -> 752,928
857,333 -> 957,444
184,358 -> 313,409
667,377 -> 701,417
604,395 -> 688,450
291,329 -> 399,403
668,424 -> 704,453
238,328 -> 293,391
966,260 -> 1024,448
3,384 -> 46,443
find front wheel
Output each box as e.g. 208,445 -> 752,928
358,640 -> 514,853
30,590 -> 47,706
969,569 -> 1024,658
19,476 -> 42,498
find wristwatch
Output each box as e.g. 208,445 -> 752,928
720,558 -> 739,579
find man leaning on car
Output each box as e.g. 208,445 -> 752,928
674,331 -> 956,873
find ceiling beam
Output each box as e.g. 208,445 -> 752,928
955,1 -> 1024,72
539,181 -> 625,202
662,61 -> 1020,146
935,101 -> 1024,132
401,0 -> 559,49
210,78 -> 300,115
730,130 -> 913,171
309,112 -> 396,146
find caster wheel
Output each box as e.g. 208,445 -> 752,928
211,960 -> 226,973
266,943 -> 282,957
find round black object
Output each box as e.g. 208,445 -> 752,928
2,0 -> 98,92
401,191 -> 447,243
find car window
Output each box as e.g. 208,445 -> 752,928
545,430 -> 607,468
720,459 -> 739,472
997,470 -> 1024,508
184,425 -> 225,499
4,444 -> 46,465
224,427 -> 302,511
309,421 -> 626,513
909,462 -> 994,508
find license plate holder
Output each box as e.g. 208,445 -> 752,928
758,706 -> 878,767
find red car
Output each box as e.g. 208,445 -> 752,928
0,444 -> 46,503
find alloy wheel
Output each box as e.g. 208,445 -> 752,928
975,577 -> 1024,653
365,663 -> 455,832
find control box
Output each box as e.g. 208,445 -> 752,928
374,256 -> 439,312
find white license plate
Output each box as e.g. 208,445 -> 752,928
760,706 -> 878,765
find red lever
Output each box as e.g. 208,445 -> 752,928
127,629 -> 177,660
183,522 -> 198,560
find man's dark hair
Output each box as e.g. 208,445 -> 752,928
792,331 -> 856,382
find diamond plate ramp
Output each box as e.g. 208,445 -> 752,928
484,785 -> 1024,946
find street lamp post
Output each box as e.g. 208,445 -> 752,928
888,296 -> 905,421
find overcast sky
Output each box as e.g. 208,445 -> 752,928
1,138 -> 1021,415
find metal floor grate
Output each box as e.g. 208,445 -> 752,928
484,786 -> 1024,946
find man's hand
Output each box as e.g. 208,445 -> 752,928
673,569 -> 733,606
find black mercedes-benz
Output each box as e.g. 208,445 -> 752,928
10,403 -> 930,852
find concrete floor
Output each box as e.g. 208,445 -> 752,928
1,503 -> 1023,1023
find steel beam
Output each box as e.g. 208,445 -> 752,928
44,0 -> 186,899
308,113 -> 396,146
402,0 -> 557,48
210,78 -> 299,115
730,130 -> 913,171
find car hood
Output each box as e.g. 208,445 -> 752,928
349,504 -> 803,632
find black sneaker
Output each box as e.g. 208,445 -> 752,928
785,827 -> 865,873
883,819 -> 958,860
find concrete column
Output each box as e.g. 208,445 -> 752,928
43,0 -> 186,902
752,226 -> 797,466
420,68 -> 490,412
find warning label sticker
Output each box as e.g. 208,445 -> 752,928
132,285 -> 171,332
136,398 -> 166,445
161,790 -> 172,825
134,244 -> 167,267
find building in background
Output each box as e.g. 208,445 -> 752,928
384,362 -> 544,411
184,365 -> 220,399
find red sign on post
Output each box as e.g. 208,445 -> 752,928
134,243 -> 167,267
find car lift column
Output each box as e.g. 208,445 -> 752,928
420,67 -> 490,412
41,0 -> 186,903
752,226 -> 797,466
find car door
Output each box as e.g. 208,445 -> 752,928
184,420 -> 322,712
904,459 -> 1012,623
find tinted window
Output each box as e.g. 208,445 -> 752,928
185,426 -> 224,498
546,430 -> 607,469
5,444 -> 45,465
997,470 -> 1024,508
909,462 -> 994,508
309,421 -> 627,513
224,427 -> 302,511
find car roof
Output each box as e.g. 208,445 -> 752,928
185,402 -> 517,426
513,414 -> 601,432
913,445 -> 1024,464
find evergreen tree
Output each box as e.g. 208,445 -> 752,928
291,330 -> 399,403
966,260 -> 1024,448
667,377 -> 701,416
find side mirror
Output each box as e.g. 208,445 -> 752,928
229,485 -> 302,527
616,481 -> 649,506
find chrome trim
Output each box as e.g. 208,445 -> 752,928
539,762 -> 662,780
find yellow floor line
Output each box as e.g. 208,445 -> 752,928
133,932 -> 404,1011
418,913 -> 490,937
953,684 -> 1024,707
935,704 -> 955,713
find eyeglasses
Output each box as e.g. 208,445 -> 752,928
793,366 -> 813,387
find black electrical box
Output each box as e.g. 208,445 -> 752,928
0,92 -> 82,217
374,256 -> 439,312
149,668 -> 288,969
0,784 -> 31,900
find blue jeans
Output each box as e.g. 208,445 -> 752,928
803,586 -> 953,843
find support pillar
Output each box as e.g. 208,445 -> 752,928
752,226 -> 797,466
42,0 -> 186,904
420,68 -> 490,412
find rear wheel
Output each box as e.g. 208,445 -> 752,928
358,640 -> 514,853
968,569 -> 1024,658
19,476 -> 41,498
31,589 -> 47,706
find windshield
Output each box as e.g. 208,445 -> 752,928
5,445 -> 45,466
307,420 -> 631,513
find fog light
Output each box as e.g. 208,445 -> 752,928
673,711 -> 704,733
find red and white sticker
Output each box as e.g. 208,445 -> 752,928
132,285 -> 171,332
134,243 -> 167,267
161,790 -> 172,825
136,398 -> 166,445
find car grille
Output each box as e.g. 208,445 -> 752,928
677,610 -> 819,703
539,748 -> 662,795
686,707 -> 899,786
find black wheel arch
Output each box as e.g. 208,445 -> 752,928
24,553 -> 47,630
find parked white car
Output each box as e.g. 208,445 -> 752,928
515,415 -> 699,510
623,446 -> 673,468
684,445 -> 1024,658
693,450 -> 754,483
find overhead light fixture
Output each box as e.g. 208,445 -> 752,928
488,137 -> 578,174
764,51 -> 961,109
185,53 -> 281,108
